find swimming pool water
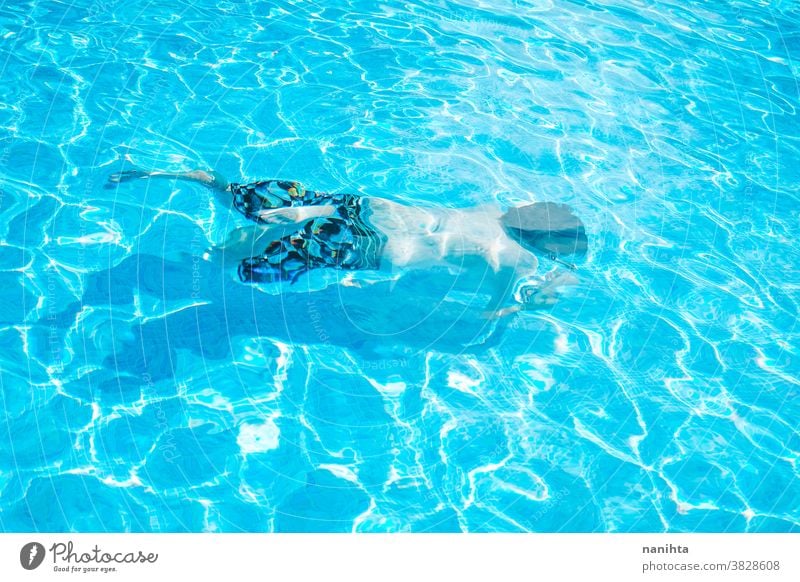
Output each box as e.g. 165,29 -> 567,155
0,0 -> 798,532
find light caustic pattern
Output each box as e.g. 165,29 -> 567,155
0,0 -> 798,532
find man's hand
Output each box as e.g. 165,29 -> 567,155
522,288 -> 559,309
520,269 -> 579,310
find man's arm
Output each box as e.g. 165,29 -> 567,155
485,266 -> 580,318
482,247 -> 539,318
484,266 -> 519,316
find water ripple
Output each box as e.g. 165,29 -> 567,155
0,0 -> 798,532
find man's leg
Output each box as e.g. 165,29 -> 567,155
108,168 -> 229,191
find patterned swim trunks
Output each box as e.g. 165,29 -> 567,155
229,180 -> 386,284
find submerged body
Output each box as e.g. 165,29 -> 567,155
109,168 -> 586,314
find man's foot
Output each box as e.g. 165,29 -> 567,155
108,169 -> 150,183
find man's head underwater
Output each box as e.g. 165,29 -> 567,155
500,202 -> 588,268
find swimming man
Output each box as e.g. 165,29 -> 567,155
108,167 -> 588,317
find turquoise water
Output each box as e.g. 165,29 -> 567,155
1,0 -> 799,532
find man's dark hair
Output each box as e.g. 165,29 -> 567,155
501,202 -> 588,258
